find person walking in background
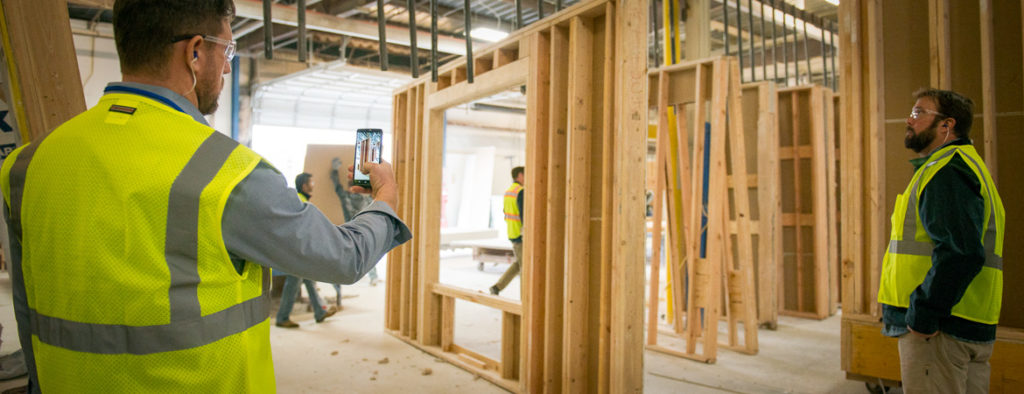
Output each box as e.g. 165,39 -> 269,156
275,173 -> 339,328
877,89 -> 1005,394
490,166 -> 524,296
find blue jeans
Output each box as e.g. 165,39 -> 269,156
276,275 -> 325,323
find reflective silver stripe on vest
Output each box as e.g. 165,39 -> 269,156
30,281 -> 268,355
957,150 -> 1002,270
9,132 -> 270,355
894,147 -> 1002,270
166,134 -> 238,322
7,141 -> 42,240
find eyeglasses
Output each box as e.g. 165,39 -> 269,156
909,107 -> 947,120
171,34 -> 236,62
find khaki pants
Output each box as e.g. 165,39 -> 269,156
493,242 -> 523,292
898,331 -> 993,394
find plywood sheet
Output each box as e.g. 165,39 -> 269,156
302,144 -> 357,225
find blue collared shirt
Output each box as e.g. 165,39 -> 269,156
104,82 -> 210,125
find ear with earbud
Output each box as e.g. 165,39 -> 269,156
193,51 -> 198,60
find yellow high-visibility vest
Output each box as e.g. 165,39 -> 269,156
878,144 -> 1005,325
503,182 -> 523,240
0,92 -> 274,392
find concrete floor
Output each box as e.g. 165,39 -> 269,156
0,252 -> 870,393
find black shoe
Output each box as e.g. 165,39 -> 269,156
489,286 -> 500,296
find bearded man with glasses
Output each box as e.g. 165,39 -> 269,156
0,1 -> 410,392
878,89 -> 1005,394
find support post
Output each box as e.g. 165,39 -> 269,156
430,0 -> 438,81
297,0 -> 306,62
408,0 -> 419,78
377,0 -> 388,70
464,0 -> 474,83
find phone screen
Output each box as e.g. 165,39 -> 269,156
354,128 -> 383,186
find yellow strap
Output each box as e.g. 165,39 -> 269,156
660,0 -> 684,323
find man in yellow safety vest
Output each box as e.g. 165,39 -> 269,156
0,1 -> 410,392
490,166 -> 524,296
877,89 -> 1005,394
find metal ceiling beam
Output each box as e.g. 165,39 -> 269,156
330,0 -> 377,18
235,0 -> 473,55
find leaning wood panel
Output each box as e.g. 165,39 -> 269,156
739,81 -> 780,329
646,56 -> 757,363
776,85 -> 836,320
840,0 -> 1024,387
386,0 -> 647,391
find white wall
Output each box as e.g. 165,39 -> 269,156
443,124 -> 525,195
441,122 -> 526,233
71,20 -> 120,108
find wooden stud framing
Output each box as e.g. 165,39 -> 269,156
562,15 -> 594,392
543,22 -> 569,394
522,29 -> 550,394
776,85 -> 837,320
839,0 -> 1024,389
386,1 -> 646,391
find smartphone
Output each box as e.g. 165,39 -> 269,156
353,128 -> 383,188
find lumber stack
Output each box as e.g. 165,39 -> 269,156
387,0 -> 648,392
839,0 -> 1024,390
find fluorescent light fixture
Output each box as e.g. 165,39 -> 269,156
824,0 -> 839,5
471,27 -> 509,42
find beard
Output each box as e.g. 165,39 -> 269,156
195,63 -> 223,115
904,118 -> 942,153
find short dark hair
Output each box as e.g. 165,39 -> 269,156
913,88 -> 974,138
112,0 -> 235,75
295,173 -> 313,190
511,166 -> 524,182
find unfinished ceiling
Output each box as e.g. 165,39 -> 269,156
68,0 -> 836,80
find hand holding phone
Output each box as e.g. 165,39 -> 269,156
348,161 -> 398,209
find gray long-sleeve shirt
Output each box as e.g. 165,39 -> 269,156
110,81 -> 412,282
223,162 -> 411,283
